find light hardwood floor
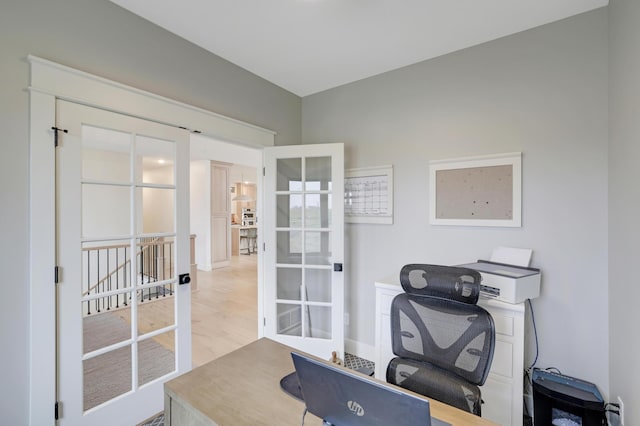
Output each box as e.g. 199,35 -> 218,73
111,254 -> 258,367
191,254 -> 258,367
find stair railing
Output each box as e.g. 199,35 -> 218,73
82,237 -> 174,316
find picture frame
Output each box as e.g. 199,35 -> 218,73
429,152 -> 522,227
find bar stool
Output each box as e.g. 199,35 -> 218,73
240,228 -> 258,255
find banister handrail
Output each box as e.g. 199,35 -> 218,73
83,237 -> 165,297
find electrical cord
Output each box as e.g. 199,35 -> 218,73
527,298 -> 539,371
300,407 -> 308,425
523,298 -> 539,418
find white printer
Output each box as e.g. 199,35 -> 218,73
457,260 -> 541,304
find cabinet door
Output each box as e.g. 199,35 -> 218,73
481,377 -> 513,425
211,162 -> 230,268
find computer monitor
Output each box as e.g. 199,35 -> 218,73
291,351 -> 450,426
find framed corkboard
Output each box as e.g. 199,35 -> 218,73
429,153 -> 522,227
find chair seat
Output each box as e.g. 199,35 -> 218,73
387,357 -> 482,415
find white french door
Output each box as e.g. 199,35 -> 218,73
56,100 -> 191,425
263,143 -> 344,359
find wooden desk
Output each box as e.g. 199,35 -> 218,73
164,338 -> 498,426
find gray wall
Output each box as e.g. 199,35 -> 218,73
609,0 -> 639,424
0,0 -> 300,423
302,8 -> 610,398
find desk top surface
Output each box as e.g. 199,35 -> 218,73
165,338 -> 497,426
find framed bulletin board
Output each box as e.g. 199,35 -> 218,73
345,165 -> 393,224
429,152 -> 521,227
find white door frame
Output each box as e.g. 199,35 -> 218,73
28,56 -> 274,425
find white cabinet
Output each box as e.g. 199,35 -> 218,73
374,276 -> 524,426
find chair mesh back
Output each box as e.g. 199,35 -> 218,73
400,264 -> 481,304
390,293 -> 495,386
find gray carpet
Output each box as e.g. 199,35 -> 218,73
83,312 -> 175,411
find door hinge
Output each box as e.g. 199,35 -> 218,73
263,317 -> 266,326
54,266 -> 60,284
54,401 -> 61,420
51,126 -> 68,147
263,167 -> 265,177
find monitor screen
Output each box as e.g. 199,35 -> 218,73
291,351 -> 450,426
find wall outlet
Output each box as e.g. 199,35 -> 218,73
344,313 -> 350,326
617,396 -> 624,426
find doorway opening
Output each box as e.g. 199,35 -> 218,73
189,134 -> 261,366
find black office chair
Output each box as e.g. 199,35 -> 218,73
386,264 -> 495,416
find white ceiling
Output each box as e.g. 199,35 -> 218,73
111,0 -> 608,97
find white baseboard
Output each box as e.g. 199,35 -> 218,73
344,338 -> 376,363
198,263 -> 212,272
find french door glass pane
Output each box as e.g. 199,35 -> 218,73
137,135 -> 175,186
305,156 -> 331,191
277,158 -> 302,191
307,305 -> 332,339
137,236 -> 175,283
83,345 -> 132,411
81,239 -> 134,298
138,187 -> 175,234
277,268 -> 302,300
81,125 -> 131,182
305,231 -> 331,265
83,309 -> 132,355
137,289 -> 175,335
277,303 -> 302,336
276,194 -> 303,228
305,193 -> 330,228
277,230 -> 302,264
305,269 -> 332,303
82,184 -> 130,238
138,331 -> 175,386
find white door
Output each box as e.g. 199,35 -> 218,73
56,100 -> 191,425
263,143 -> 344,359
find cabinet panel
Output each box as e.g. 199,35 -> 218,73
211,166 -> 229,212
211,217 -> 229,263
481,377 -> 513,426
210,162 -> 230,268
493,313 -> 514,337
379,312 -> 393,379
379,293 -> 395,315
491,340 -> 514,379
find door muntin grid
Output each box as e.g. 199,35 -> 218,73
275,156 -> 333,340
80,126 -> 178,410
